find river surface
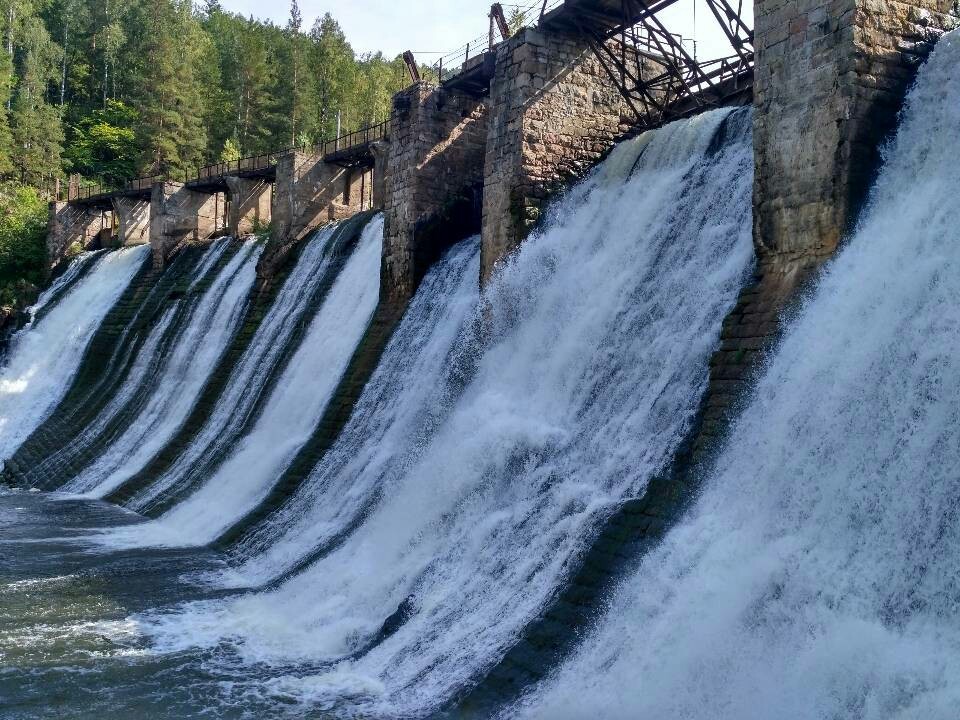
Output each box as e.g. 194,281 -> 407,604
0,489 -> 342,719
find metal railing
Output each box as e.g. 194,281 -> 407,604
58,120 -> 390,205
319,119 -> 389,158
186,149 -> 292,186
65,175 -> 161,203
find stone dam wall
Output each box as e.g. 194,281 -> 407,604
34,0 -> 959,708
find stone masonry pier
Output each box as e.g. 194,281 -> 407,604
697,0 -> 959,455
480,27 -> 639,283
47,203 -> 112,268
149,182 -> 226,270
112,196 -> 151,247
381,82 -> 489,309
225,176 -> 272,238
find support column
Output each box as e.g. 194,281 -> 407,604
112,196 -> 151,247
149,182 -> 223,270
47,202 -> 106,269
225,176 -> 272,237
370,140 -> 389,211
260,151 -> 359,280
382,82 -> 489,309
480,27 -> 641,284
697,0 -> 958,454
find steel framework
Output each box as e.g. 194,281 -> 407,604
547,0 -> 754,130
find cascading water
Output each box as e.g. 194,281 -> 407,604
0,245 -> 149,462
506,29 -> 960,720
12,240 -> 252,490
117,219 -> 371,514
225,235 -> 481,588
59,240 -> 261,497
99,216 -> 382,548
134,107 -> 754,716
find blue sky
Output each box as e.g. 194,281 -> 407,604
220,0 -> 750,62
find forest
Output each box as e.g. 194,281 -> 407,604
0,0 -> 416,309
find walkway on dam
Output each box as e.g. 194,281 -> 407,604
63,119 -> 388,209
59,0 -> 753,210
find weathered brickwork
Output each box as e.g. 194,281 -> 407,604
149,182 -> 226,270
480,28 -> 644,283
382,82 -> 488,307
699,0 -> 958,452
112,196 -> 151,247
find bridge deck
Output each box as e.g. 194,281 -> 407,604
64,121 -> 388,206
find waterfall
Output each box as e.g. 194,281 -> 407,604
11,240 -> 252,490
0,245 -> 149,462
134,107 -> 754,716
60,240 -> 261,497
117,219 -> 373,514
98,216 -> 382,548
225,235 -> 481,588
508,29 -> 960,720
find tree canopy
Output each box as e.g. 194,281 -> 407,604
0,0 -> 414,186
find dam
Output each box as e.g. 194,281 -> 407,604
2,0 -> 960,718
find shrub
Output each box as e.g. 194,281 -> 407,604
0,182 -> 48,305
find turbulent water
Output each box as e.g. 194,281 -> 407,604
226,235 -> 482,588
60,240 -> 261,497
506,28 -> 960,720
4,30 -> 959,720
99,216 -> 382,548
120,219 -> 375,516
130,107 -> 753,716
0,246 -> 149,461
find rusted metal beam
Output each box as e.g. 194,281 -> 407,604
558,0 -> 753,134
403,50 -> 421,84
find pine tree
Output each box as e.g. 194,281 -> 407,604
10,6 -> 64,182
286,0 -> 303,146
128,0 -> 206,177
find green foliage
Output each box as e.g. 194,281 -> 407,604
0,181 -> 47,303
64,100 -> 138,183
0,0 -> 411,292
219,137 -> 240,162
507,7 -> 527,35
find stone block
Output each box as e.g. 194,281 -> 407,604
149,182 -> 225,270
381,82 -> 489,309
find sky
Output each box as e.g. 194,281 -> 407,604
220,0 -> 752,63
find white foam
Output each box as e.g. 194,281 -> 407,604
0,245 -> 149,461
511,29 -> 960,720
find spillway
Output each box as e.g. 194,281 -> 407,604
4,28 -> 958,720
60,240 -> 261,497
0,245 -> 149,462
507,28 -> 960,720
97,216 -> 382,548
132,106 -> 754,716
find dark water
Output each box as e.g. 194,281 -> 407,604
0,490 -> 340,719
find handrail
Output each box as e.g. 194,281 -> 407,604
60,120 -> 389,205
